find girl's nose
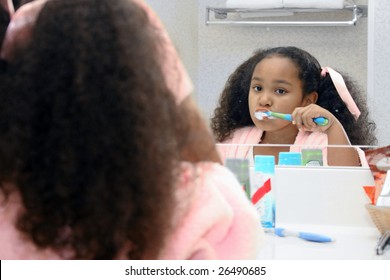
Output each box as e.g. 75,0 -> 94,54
258,91 -> 272,106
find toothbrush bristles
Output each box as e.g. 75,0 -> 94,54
255,111 -> 275,120
254,111 -> 268,120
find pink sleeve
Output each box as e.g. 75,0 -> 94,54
160,162 -> 264,260
217,127 -> 263,163
0,0 -> 14,15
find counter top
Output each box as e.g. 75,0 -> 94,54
257,224 -> 390,260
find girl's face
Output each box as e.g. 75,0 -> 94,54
248,56 -> 311,132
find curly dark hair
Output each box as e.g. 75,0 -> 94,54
211,46 -> 377,146
0,0 -> 197,259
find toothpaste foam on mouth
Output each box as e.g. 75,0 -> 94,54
254,111 -> 268,120
255,111 -> 275,120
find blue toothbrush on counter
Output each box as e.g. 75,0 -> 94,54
255,110 -> 329,126
274,228 -> 334,243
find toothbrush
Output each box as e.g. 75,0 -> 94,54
274,228 -> 334,243
255,110 -> 329,126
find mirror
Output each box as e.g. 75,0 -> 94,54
146,0 -> 384,163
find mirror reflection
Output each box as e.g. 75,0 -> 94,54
146,0 -> 384,167
211,46 -> 375,167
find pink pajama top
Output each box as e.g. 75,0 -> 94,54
0,162 -> 263,259
218,126 -> 368,167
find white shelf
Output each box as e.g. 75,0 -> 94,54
206,5 -> 367,27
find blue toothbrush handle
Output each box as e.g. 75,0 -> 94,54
283,114 -> 293,121
313,117 -> 328,126
283,114 -> 328,126
274,228 -> 333,243
298,232 -> 333,243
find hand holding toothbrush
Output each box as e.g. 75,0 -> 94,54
291,104 -> 335,132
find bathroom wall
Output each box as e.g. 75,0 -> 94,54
368,0 -> 390,146
146,0 -> 390,146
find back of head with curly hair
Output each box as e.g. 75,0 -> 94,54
0,0 -> 191,259
211,46 -> 377,146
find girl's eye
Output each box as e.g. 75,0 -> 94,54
275,88 -> 286,95
253,86 -> 262,92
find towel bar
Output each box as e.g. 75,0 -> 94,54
206,5 -> 367,27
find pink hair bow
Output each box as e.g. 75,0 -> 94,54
321,67 -> 361,120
